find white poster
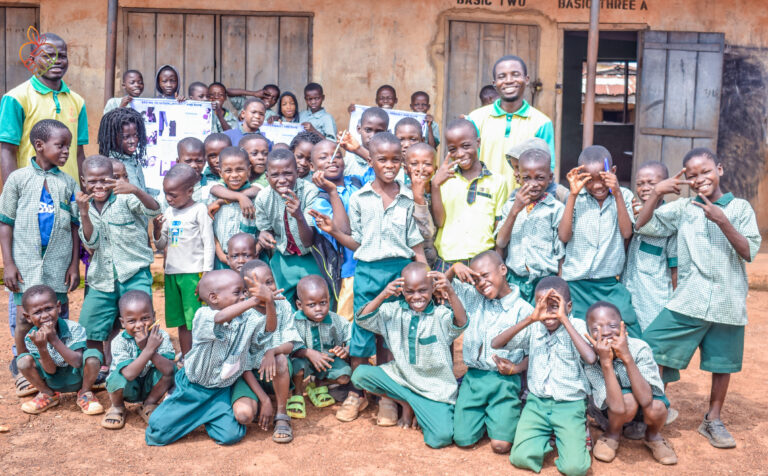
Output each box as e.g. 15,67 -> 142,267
347,105 -> 426,144
130,98 -> 213,192
260,122 -> 304,146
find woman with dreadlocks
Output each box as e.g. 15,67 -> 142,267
97,107 -> 150,193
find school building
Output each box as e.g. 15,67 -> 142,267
1,0 -> 767,235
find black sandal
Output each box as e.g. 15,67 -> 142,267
272,413 -> 293,444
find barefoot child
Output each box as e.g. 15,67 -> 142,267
145,269 -> 276,446
492,277 -> 596,476
635,148 -> 761,449
102,291 -> 175,430
447,251 -> 533,454
16,285 -> 103,415
351,263 -> 467,448
495,148 -> 565,304
153,164 -> 215,356
290,275 -> 352,416
104,69 -> 144,114
584,302 -> 677,465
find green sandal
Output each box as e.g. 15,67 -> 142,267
307,382 -> 335,408
286,395 -> 306,419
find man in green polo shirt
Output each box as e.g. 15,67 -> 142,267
468,55 -> 554,193
0,33 -> 88,184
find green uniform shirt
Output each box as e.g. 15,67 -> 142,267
298,108 -> 337,140
498,192 -> 565,282
25,318 -> 87,367
109,329 -> 175,378
245,299 -> 302,368
357,299 -> 466,404
561,187 -> 635,281
0,160 -> 79,294
452,280 -> 532,371
350,182 -> 424,262
79,193 -> 160,293
343,152 -> 370,178
210,199 -> 258,254
293,310 -> 351,352
253,179 -> 318,256
109,150 -> 147,193
584,336 -> 665,410
636,193 -> 761,326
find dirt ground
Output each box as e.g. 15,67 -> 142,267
2,256 -> 768,475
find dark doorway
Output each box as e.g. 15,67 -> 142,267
561,30 -> 638,184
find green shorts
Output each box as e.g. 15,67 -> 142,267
164,273 -> 202,328
231,360 -> 294,404
454,368 -> 523,445
642,308 -> 744,375
291,354 -> 351,382
17,348 -> 103,393
106,366 -> 171,402
78,267 -> 153,341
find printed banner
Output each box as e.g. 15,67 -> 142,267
260,122 -> 304,146
130,98 -> 213,192
347,105 -> 426,144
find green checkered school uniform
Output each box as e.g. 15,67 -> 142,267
638,194 -> 761,377
18,319 -> 103,393
210,197 -> 258,255
497,192 -> 564,303
0,159 -> 79,298
110,150 -> 148,193
106,329 -> 175,402
451,281 -> 533,445
291,310 -> 351,381
622,233 -> 677,331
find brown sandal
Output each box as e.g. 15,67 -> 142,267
101,406 -> 126,430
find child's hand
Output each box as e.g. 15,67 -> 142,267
75,191 -> 92,213
381,277 -> 405,299
144,325 -> 163,353
153,215 -> 165,229
108,178 -> 137,195
492,354 -> 522,376
409,170 -> 430,199
428,270 -> 451,295
432,154 -> 459,187
585,332 -> 614,362
175,93 -> 186,102
451,263 -> 480,285
65,262 -> 80,293
566,165 -> 592,194
257,395 -> 274,431
119,95 -> 133,107
511,183 -> 534,214
425,114 -> 434,125
3,262 -> 23,293
654,169 -> 691,196
307,209 -> 335,234
258,231 -> 276,250
529,289 -> 554,322
302,122 -> 319,134
281,190 -> 302,218
307,349 -> 334,372
207,199 -> 223,219
610,322 -> 632,363
237,194 -> 255,220
311,170 -> 337,194
631,197 -> 642,217
267,115 -> 279,124
692,193 -> 728,225
338,130 -> 358,153
329,345 -> 349,360
29,328 -> 48,347
599,170 -> 620,195
347,104 -> 356,114
551,291 -> 569,324
259,350 -> 277,382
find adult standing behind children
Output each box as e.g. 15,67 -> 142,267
0,33 -> 88,183
468,55 -> 554,193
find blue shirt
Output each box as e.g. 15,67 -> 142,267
223,125 -> 273,150
38,187 -> 55,248
310,176 -> 363,278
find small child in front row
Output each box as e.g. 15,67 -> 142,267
583,301 -> 677,465
447,251 -> 533,454
153,164 -> 215,356
16,285 -> 103,415
559,145 -> 641,337
290,275 -> 352,416
495,148 -> 565,304
102,291 -> 175,430
146,270 -> 276,446
103,69 -> 144,114
492,277 -> 595,476
352,263 -> 467,449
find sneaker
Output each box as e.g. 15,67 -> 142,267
336,392 -> 368,422
593,435 -> 619,462
376,397 -> 398,427
77,391 -> 104,415
623,421 -> 648,440
698,416 -> 736,448
21,391 -> 60,414
644,438 -> 678,464
666,407 -> 679,425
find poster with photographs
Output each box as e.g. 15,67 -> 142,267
130,98 -> 213,192
347,105 -> 426,145
260,122 -> 304,146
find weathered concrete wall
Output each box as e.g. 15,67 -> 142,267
3,0 -> 768,230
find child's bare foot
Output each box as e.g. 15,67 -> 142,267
398,402 -> 414,428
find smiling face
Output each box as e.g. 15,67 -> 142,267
205,140 -> 228,176
208,84 -> 227,107
293,141 -> 313,179
119,299 -> 155,338
297,284 -> 331,322
402,268 -> 433,313
635,166 -> 666,204
582,161 -> 610,202
219,154 -> 251,191
470,255 -> 508,300
358,116 -> 388,151
280,95 -> 297,119
518,159 -> 552,202
304,89 -> 324,113
163,176 -> 194,209
376,88 -> 397,109
227,236 -> 257,273
35,127 -> 72,170
119,122 -> 139,156
395,124 -> 423,159
587,306 -> 622,344
684,155 -> 723,200
267,158 -> 298,195
157,68 -> 178,97
370,141 -> 402,184
122,72 -> 144,97
533,288 -> 568,332
22,292 -> 60,329
242,102 -> 266,132
405,148 -> 435,182
241,137 -> 269,176
35,39 -> 67,81
445,125 -> 480,171
493,59 -> 528,103
310,141 -> 345,184
82,164 -> 113,203
410,93 -> 430,113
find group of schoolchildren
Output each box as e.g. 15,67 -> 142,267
2,59 -> 761,476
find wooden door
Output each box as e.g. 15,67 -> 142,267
445,21 -> 540,125
634,31 -> 725,182
0,7 -> 39,94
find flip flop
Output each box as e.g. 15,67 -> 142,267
272,413 -> 293,444
286,395 -> 306,419
15,374 -> 36,397
306,383 -> 335,408
101,406 -> 126,430
139,403 -> 158,424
